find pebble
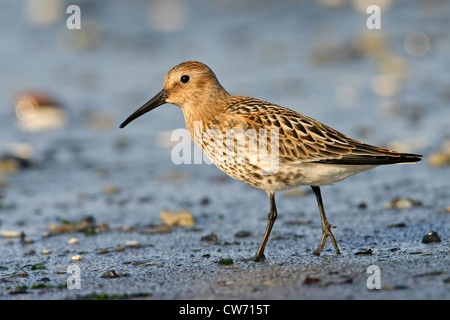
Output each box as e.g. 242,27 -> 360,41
0,230 -> 23,238
42,249 -> 51,255
160,210 -> 194,227
354,249 -> 373,255
234,231 -> 252,238
71,254 -> 82,261
422,231 -> 441,244
358,202 -> 367,209
200,197 -> 210,206
101,270 -> 120,279
201,233 -> 218,242
387,222 -> 406,228
125,240 -> 141,248
68,237 -> 79,245
384,197 -> 422,210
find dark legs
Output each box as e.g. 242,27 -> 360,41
243,187 -> 339,262
243,192 -> 277,262
311,186 -> 341,255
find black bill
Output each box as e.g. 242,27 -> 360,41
119,89 -> 167,128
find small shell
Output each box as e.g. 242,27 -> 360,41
0,230 -> 22,238
71,254 -> 82,261
160,210 -> 194,227
68,237 -> 79,245
125,240 -> 141,248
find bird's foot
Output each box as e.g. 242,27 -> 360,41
241,254 -> 265,262
313,221 -> 341,255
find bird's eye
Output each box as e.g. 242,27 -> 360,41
180,75 -> 190,83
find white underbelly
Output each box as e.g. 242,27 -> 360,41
286,162 -> 378,187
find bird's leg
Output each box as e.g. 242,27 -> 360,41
311,186 -> 341,255
242,192 -> 278,262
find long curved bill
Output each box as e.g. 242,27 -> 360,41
119,89 -> 167,128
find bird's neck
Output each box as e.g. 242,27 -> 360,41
182,89 -> 231,137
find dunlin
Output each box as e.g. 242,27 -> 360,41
120,61 -> 422,261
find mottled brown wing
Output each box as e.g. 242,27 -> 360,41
229,97 -> 422,165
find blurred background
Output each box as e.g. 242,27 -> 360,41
0,0 -> 449,236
